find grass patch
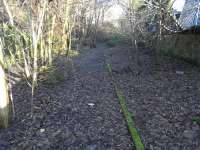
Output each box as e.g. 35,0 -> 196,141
106,63 -> 144,150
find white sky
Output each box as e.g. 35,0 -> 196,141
104,0 -> 186,21
104,4 -> 124,21
172,0 -> 186,11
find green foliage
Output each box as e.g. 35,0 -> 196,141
192,116 -> 200,124
167,0 -> 174,10
160,38 -> 177,56
106,35 -> 122,47
51,35 -> 63,54
1,24 -> 31,64
39,59 -> 73,86
132,0 -> 144,10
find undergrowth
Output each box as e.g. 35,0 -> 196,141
39,66 -> 65,85
106,35 -> 122,47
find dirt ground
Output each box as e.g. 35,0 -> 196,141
0,43 -> 200,150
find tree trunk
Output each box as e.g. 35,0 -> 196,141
0,40 -> 11,128
0,63 -> 11,128
156,0 -> 163,64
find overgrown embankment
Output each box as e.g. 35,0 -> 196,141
160,33 -> 200,65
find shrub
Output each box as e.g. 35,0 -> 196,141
106,35 -> 122,47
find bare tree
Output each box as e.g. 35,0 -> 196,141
28,0 -> 48,116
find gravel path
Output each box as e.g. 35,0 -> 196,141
106,45 -> 200,150
1,43 -> 200,150
0,44 -> 132,150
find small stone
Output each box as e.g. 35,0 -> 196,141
176,71 -> 184,75
192,124 -> 200,131
149,144 -> 154,150
171,146 -> 179,150
154,146 -> 161,150
85,144 -> 97,150
40,128 -> 45,133
36,138 -> 50,147
160,134 -> 168,140
52,129 -> 61,137
88,103 -> 95,107
183,129 -> 195,139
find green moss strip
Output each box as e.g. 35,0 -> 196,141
115,88 -> 144,150
106,63 -> 144,150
